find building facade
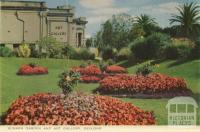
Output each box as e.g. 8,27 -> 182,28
0,0 -> 87,50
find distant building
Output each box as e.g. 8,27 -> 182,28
0,0 -> 87,50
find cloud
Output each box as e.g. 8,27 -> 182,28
79,0 -> 130,27
141,2 -> 179,15
79,0 -> 114,9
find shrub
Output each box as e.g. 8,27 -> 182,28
0,46 -> 12,57
117,47 -> 132,61
29,45 -> 40,58
17,43 -> 31,58
136,64 -> 152,76
58,71 -> 80,95
78,49 -> 95,60
4,93 -> 155,125
190,38 -> 200,59
62,45 -> 76,58
131,33 -> 171,60
107,59 -> 115,65
99,61 -> 108,72
69,48 -> 95,60
101,47 -> 116,60
164,44 -> 192,59
37,36 -> 63,58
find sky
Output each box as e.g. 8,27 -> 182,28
9,0 -> 200,38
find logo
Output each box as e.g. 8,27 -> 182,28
166,97 -> 198,125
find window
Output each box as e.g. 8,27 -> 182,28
78,33 -> 82,47
13,44 -> 20,49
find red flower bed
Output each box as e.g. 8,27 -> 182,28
72,65 -> 127,83
96,73 -> 192,98
80,75 -> 101,83
72,65 -> 102,83
3,93 -> 155,125
72,65 -> 102,75
17,64 -> 48,75
105,65 -> 126,74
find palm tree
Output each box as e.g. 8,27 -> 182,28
134,14 -> 158,36
170,2 -> 200,38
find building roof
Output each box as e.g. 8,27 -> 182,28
166,97 -> 198,108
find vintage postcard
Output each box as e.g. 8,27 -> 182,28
0,0 -> 199,132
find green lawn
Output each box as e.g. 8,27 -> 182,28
0,57 -> 199,125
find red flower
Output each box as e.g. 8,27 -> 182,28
98,73 -> 191,96
4,93 -> 156,125
17,64 -> 48,75
105,65 -> 126,74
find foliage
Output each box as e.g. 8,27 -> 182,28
136,64 -> 152,76
131,33 -> 171,59
190,38 -> 200,59
85,38 -> 93,48
17,43 -> 31,58
0,46 -> 12,57
61,45 -> 76,58
133,14 -> 161,37
164,44 -> 192,59
37,36 -> 62,58
107,59 -> 115,65
94,14 -> 134,50
58,71 -> 80,95
170,2 -> 200,39
101,47 -> 116,60
29,45 -> 40,58
117,47 -> 132,61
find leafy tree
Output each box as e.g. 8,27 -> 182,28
85,38 -> 93,48
37,36 -> 62,58
94,13 -> 134,50
134,14 -> 160,36
170,2 -> 200,39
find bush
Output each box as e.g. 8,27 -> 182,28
164,44 -> 192,59
190,38 -> 200,59
0,46 -> 12,57
62,45 -> 76,58
117,47 -> 131,61
29,45 -> 40,58
17,43 -> 31,57
131,33 -> 171,60
101,47 -> 116,60
58,71 -> 80,95
136,64 -> 152,76
79,49 -> 95,60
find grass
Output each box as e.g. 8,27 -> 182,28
0,57 -> 199,125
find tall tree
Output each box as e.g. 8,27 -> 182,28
170,2 -> 200,39
134,14 -> 159,36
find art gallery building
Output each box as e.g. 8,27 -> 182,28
0,0 -> 88,50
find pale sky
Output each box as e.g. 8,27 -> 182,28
9,0 -> 200,37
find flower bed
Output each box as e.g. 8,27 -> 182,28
72,65 -> 126,83
105,65 -> 126,74
17,64 -> 48,75
3,93 -> 155,125
95,73 -> 193,98
72,65 -> 102,83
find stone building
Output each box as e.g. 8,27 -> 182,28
0,0 -> 87,50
